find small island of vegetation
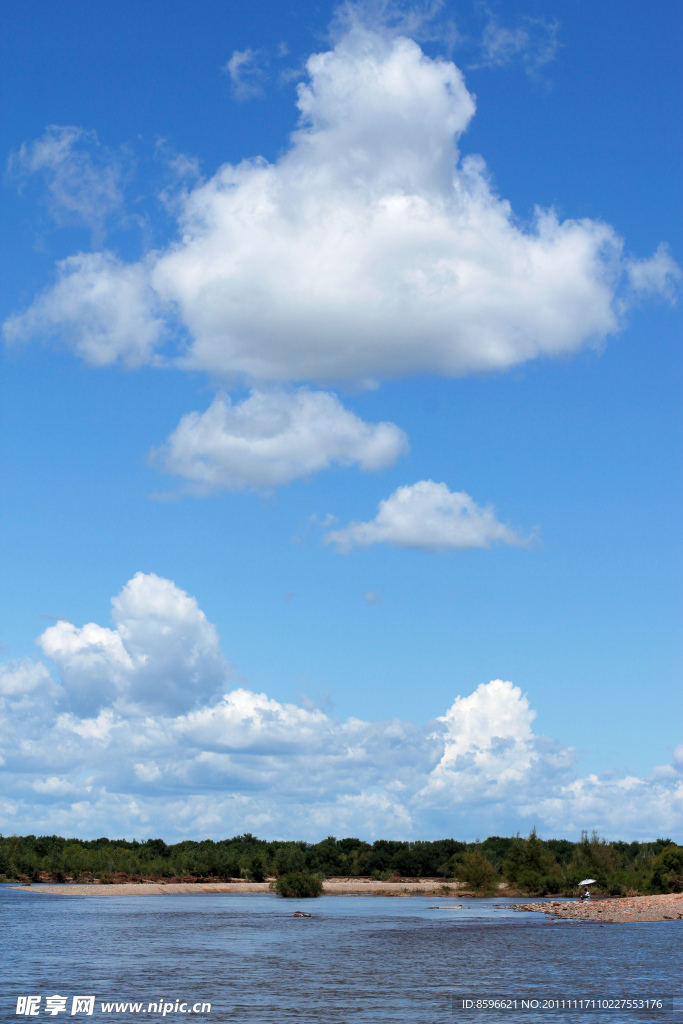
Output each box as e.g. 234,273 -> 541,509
271,872 -> 324,897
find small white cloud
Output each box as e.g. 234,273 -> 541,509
626,243 -> 681,301
225,49 -> 267,100
479,15 -> 559,75
481,22 -> 528,65
7,125 -> 124,237
325,480 -> 528,552
165,152 -> 201,182
363,590 -> 383,604
153,388 -> 408,492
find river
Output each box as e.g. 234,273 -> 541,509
1,887 -> 679,1022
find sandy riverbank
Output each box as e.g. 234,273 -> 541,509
7,878 -> 483,897
513,893 -> 683,923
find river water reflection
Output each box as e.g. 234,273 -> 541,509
1,887 -> 679,1023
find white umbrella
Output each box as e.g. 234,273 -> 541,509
578,878 -> 596,885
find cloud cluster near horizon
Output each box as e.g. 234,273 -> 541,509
1,573 -> 681,841
4,23 -> 678,386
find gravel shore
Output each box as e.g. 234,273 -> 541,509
513,893 -> 683,923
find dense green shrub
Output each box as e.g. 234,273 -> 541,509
272,873 -> 323,897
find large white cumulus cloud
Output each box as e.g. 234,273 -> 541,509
1,574 -> 681,841
37,572 -> 228,715
4,25 -> 678,382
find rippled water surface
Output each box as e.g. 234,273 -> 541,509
1,887 -> 679,1023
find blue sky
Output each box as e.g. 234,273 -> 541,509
1,0 -> 681,842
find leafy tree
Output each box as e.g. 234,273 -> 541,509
458,849 -> 498,890
246,852 -> 267,882
504,829 -> 561,895
274,844 -> 306,876
143,838 -> 170,859
649,846 -> 683,893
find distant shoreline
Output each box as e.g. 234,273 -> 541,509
8,881 -> 682,920
7,878 -> 498,897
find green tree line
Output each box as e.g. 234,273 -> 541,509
1,829 -> 680,895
